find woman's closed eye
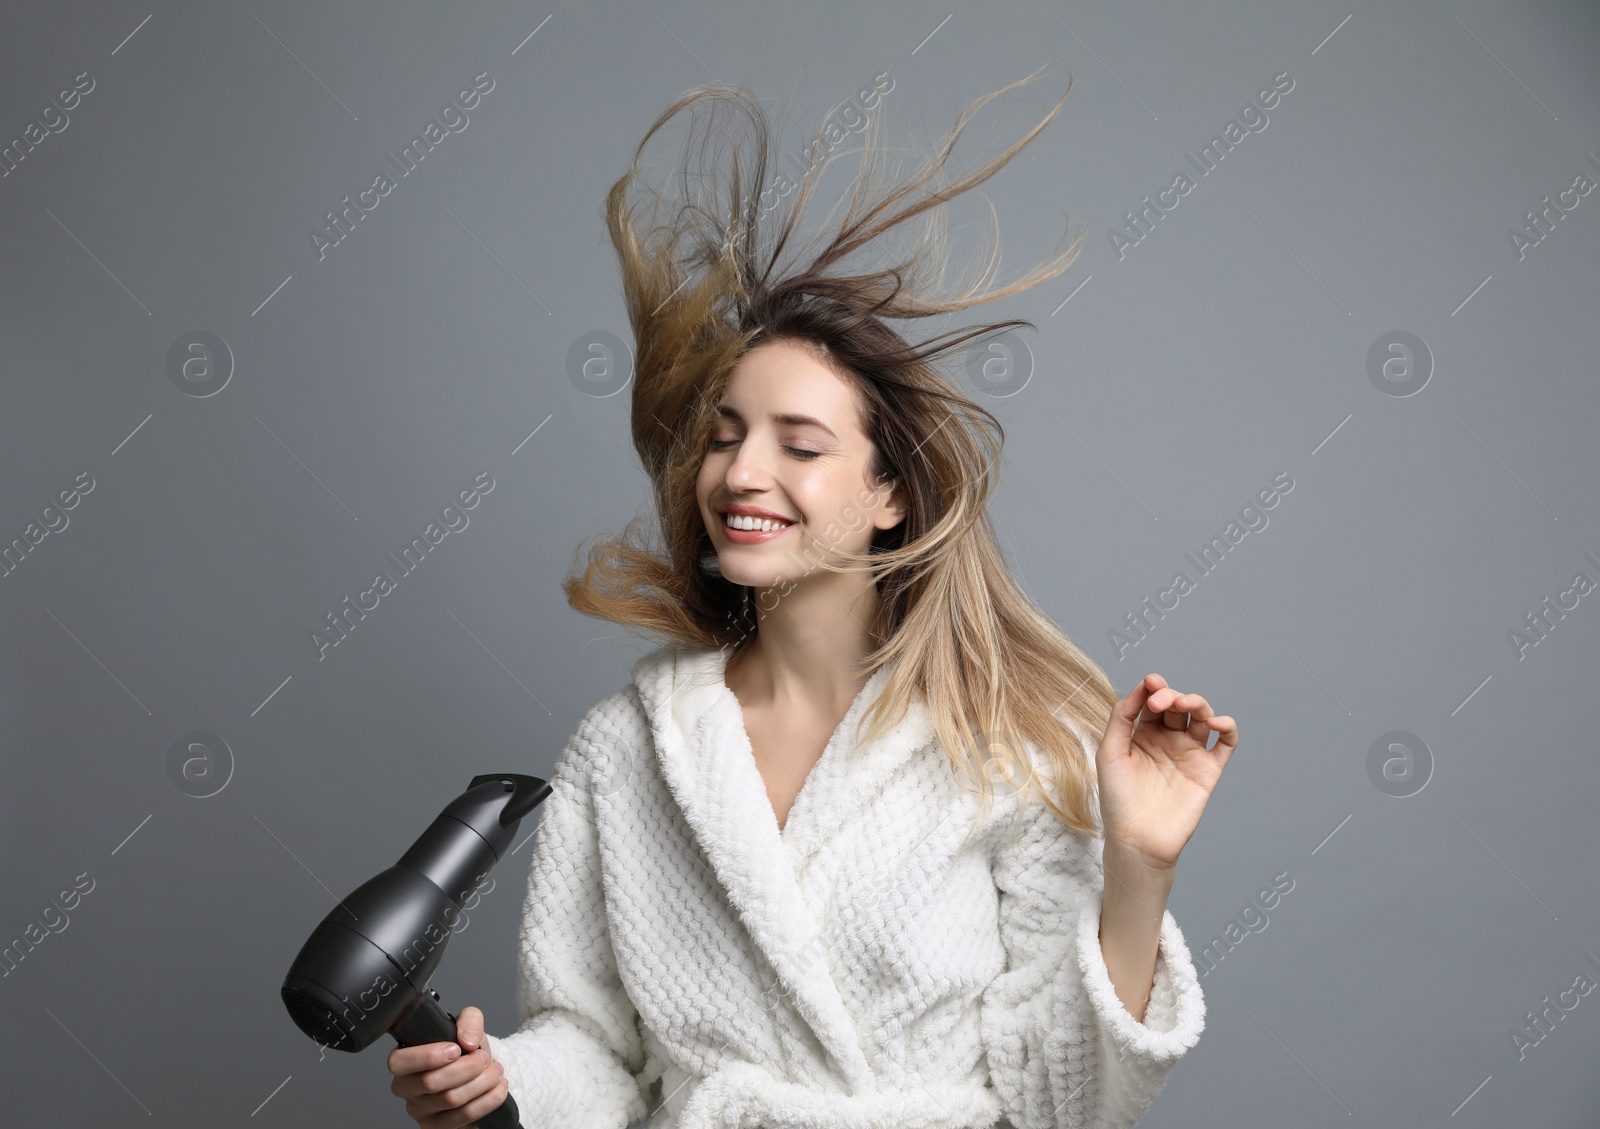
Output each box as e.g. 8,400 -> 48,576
708,438 -> 822,459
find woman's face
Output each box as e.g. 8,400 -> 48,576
696,338 -> 904,592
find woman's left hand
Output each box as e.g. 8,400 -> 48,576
1095,673 -> 1238,870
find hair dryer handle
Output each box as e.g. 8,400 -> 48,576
393,990 -> 522,1129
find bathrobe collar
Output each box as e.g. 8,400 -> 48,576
629,642 -> 937,1085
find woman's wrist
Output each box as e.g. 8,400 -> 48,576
1103,839 -> 1178,891
1097,841 -> 1176,1023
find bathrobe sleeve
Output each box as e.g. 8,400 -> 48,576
482,693 -> 651,1129
978,741 -> 1206,1129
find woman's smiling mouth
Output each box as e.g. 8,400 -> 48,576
719,509 -> 797,542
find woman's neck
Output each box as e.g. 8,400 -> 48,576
726,575 -> 882,712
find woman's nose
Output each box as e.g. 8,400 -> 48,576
724,442 -> 771,489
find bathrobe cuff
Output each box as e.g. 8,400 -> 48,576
979,723 -> 1207,1129
1072,885 -> 1206,1121
484,1014 -> 645,1126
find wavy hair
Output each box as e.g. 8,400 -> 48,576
563,63 -> 1119,837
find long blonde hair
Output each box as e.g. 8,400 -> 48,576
564,63 -> 1118,837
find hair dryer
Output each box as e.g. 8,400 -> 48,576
281,772 -> 552,1129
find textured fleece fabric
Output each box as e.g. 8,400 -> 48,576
483,643 -> 1205,1128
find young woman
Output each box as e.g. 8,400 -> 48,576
388,66 -> 1237,1129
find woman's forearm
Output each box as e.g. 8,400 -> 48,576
1098,844 -> 1177,1024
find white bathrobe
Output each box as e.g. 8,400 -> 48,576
484,643 -> 1206,1128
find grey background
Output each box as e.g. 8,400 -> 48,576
2,0 -> 1598,1125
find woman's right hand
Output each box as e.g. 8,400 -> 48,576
387,1004 -> 510,1128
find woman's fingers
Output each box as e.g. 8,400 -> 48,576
455,1005 -> 486,1051
422,1051 -> 504,1117
1137,687 -> 1224,739
387,1008 -> 507,1126
388,1040 -> 462,1083
1178,694 -> 1214,735
453,1072 -> 511,1126
390,1045 -> 492,1102
1135,683 -> 1185,729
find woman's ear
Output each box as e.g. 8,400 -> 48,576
872,475 -> 908,531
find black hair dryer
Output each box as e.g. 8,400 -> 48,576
281,773 -> 551,1129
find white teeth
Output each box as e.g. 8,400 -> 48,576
724,513 -> 793,532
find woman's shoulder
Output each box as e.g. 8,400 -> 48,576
626,640 -> 723,693
552,679 -> 650,803
558,641 -> 712,781
574,681 -> 650,741
570,641 -> 701,725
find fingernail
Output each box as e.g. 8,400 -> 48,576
446,1044 -> 460,1060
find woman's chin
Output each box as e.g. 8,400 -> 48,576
719,564 -> 788,591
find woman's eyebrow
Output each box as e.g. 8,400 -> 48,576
715,404 -> 838,440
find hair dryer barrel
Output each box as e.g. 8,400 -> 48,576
398,772 -> 550,897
